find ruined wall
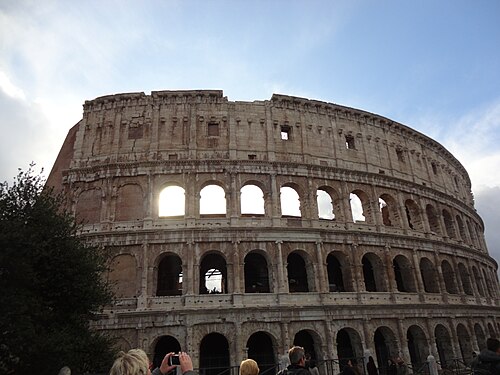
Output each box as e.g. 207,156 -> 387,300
48,90 -> 499,372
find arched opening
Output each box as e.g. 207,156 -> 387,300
442,209 -> 456,238
287,252 -> 309,292
362,254 -> 386,292
475,324 -> 487,351
393,255 -> 416,293
458,263 -> 474,295
200,184 -> 226,216
426,204 -> 441,235
488,323 -> 497,338
405,199 -> 424,231
483,269 -> 494,298
419,258 -> 440,293
350,192 -> 365,222
153,336 -> 181,369
199,253 -> 227,294
76,188 -> 101,223
327,253 -> 346,292
473,266 -> 485,297
407,325 -> 428,370
159,185 -> 185,217
457,324 -> 473,364
441,260 -> 458,294
456,215 -> 467,241
247,332 -> 276,375
467,220 -> 478,247
294,330 -> 319,361
374,327 -> 398,375
379,194 -> 400,227
435,325 -> 453,368
157,254 -> 182,296
280,186 -> 301,217
337,328 -> 363,362
244,252 -> 270,293
199,333 -> 230,375
241,185 -> 265,216
317,189 -> 335,220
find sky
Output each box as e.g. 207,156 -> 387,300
1,0 -> 499,263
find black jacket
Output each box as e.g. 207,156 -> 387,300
472,349 -> 500,375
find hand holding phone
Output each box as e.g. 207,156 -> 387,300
168,354 -> 180,366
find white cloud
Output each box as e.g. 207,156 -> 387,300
0,71 -> 25,100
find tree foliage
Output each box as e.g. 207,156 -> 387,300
0,166 -> 115,374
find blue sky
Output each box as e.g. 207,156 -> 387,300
1,0 -> 500,261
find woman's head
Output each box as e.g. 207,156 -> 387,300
109,349 -> 150,375
240,359 -> 259,375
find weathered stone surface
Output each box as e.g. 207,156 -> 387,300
47,90 -> 499,371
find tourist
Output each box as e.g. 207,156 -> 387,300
339,359 -> 356,375
366,356 -> 378,375
277,346 -> 311,375
240,359 -> 259,375
152,352 -> 197,375
471,338 -> 500,375
109,349 -> 151,375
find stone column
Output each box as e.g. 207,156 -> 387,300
276,240 -> 287,293
316,241 -> 328,293
138,242 -> 150,310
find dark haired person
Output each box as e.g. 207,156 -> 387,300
278,346 -> 311,375
472,338 -> 500,375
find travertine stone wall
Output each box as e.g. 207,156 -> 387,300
48,90 -> 499,373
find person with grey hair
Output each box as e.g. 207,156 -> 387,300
277,346 -> 311,375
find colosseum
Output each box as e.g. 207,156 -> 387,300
47,90 -> 500,375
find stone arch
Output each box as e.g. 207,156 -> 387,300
327,251 -> 352,292
379,193 -> 401,227
115,183 -> 144,221
467,219 -> 478,247
159,184 -> 185,217
434,324 -> 454,368
405,199 -> 424,231
374,326 -> 399,372
483,269 -> 494,298
337,328 -> 364,361
441,260 -> 459,294
152,335 -> 181,369
240,184 -> 265,216
200,183 -> 227,216
199,332 -> 230,375
456,323 -> 473,364
247,331 -> 277,375
280,184 -> 302,217
407,325 -> 428,370
419,257 -> 440,293
393,255 -> 417,293
474,323 -> 487,351
244,251 -> 271,293
350,189 -> 373,224
362,253 -> 387,292
442,209 -> 456,239
488,323 -> 497,338
458,263 -> 474,295
156,253 -> 183,296
472,265 -> 485,297
287,251 -> 310,292
456,215 -> 467,241
76,188 -> 101,223
108,253 -> 138,298
114,337 -> 132,353
317,185 -> 342,221
293,329 -> 323,361
199,252 -> 227,294
426,204 -> 441,235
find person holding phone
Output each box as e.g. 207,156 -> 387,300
152,352 -> 197,375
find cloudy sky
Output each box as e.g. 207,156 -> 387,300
1,0 -> 499,262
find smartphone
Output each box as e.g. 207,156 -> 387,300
169,355 -> 180,366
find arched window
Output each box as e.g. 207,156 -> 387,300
426,204 -> 441,235
419,258 -> 439,293
441,260 -> 458,294
442,209 -> 456,238
393,255 -> 416,293
241,184 -> 265,215
159,185 -> 185,217
317,189 -> 335,219
200,185 -> 226,215
405,199 -> 424,231
350,192 -> 366,222
281,186 -> 301,217
362,254 -> 386,292
157,254 -> 182,296
458,263 -> 474,295
199,253 -> 227,294
379,193 -> 401,227
244,252 -> 270,293
287,252 -> 309,292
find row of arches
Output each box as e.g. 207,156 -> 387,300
108,248 -> 498,300
116,321 -> 497,375
75,181 -> 485,252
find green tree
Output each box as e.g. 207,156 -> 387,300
0,166 -> 115,374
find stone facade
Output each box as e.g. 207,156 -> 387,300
47,90 -> 500,374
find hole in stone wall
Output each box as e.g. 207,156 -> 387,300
281,186 -> 301,217
200,185 -> 226,215
159,186 -> 185,217
350,193 -> 365,222
317,189 -> 335,219
241,185 -> 265,215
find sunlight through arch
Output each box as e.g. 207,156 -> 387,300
317,189 -> 335,219
241,185 -> 265,215
200,185 -> 227,215
159,186 -> 185,217
350,193 -> 365,222
280,186 -> 301,217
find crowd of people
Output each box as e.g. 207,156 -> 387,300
67,338 -> 500,375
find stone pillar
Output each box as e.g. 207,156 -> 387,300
411,249 -> 424,294
186,241 -> 195,295
397,319 -> 410,362
384,245 -> 396,294
232,240 -> 242,293
316,241 -> 328,293
276,240 -> 287,293
138,242 -> 149,309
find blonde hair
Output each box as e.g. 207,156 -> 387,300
109,349 -> 150,375
240,359 -> 259,375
